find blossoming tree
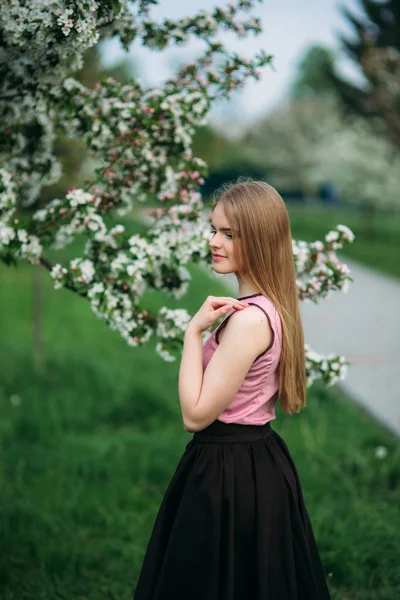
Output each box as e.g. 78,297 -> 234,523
0,0 -> 355,388
245,96 -> 400,213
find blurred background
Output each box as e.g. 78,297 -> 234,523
1,1 -> 399,599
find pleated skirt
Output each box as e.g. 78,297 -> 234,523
133,419 -> 332,600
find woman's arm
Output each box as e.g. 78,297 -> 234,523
178,323 -> 204,431
179,307 -> 271,432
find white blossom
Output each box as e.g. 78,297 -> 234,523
375,446 -> 388,459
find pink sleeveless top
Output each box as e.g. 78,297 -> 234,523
202,293 -> 282,425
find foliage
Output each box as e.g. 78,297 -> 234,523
330,0 -> 400,149
291,45 -> 339,101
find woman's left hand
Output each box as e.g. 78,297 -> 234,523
188,295 -> 249,334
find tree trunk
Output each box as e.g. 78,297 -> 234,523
32,187 -> 46,375
32,262 -> 44,375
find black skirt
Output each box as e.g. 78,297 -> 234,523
133,419 -> 332,600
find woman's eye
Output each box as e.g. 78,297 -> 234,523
210,229 -> 232,239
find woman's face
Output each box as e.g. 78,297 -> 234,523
209,202 -> 240,273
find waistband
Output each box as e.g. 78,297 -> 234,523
192,419 -> 273,443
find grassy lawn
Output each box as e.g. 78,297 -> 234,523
0,222 -> 399,599
286,203 -> 400,279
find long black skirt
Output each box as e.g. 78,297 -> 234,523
133,419 -> 332,600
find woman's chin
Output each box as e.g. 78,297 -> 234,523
212,262 -> 234,273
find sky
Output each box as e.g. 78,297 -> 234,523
101,0 -> 366,134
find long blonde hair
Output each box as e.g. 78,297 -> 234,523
212,177 -> 306,414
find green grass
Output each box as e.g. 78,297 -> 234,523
286,203 -> 400,279
0,224 -> 399,599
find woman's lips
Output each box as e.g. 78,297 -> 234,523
212,254 -> 226,260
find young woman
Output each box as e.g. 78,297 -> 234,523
133,178 -> 332,599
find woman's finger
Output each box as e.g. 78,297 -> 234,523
209,296 -> 246,307
223,297 -> 248,306
219,304 -> 232,314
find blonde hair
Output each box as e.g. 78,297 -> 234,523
212,177 -> 306,414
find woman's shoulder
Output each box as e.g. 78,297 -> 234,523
245,293 -> 277,314
246,295 -> 282,336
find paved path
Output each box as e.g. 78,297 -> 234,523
299,257 -> 400,438
139,210 -> 400,437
